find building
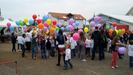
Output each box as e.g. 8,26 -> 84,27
91,13 -> 133,31
126,7 -> 133,16
48,12 -> 86,28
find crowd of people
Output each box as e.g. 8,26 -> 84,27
9,26 -> 133,70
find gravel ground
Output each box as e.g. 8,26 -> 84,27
0,42 -> 133,75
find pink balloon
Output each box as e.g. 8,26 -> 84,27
44,22 -> 48,27
7,22 -> 11,27
78,29 -> 82,33
70,25 -> 74,31
43,27 -> 47,32
73,33 -> 79,41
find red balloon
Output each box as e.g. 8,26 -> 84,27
112,22 -> 117,26
32,14 -> 37,20
37,19 -> 42,24
52,20 -> 57,25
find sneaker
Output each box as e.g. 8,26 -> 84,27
115,65 -> 119,68
56,64 -> 60,66
112,66 -> 115,69
81,59 -> 87,62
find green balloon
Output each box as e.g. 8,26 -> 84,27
19,20 -> 24,26
106,25 -> 110,30
0,27 -> 3,31
56,26 -> 59,31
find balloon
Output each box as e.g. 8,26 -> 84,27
61,27 -> 64,31
115,30 -> 118,35
57,24 -> 62,27
66,25 -> 70,31
24,18 -> 28,23
109,29 -> 113,33
70,25 -> 74,31
19,20 -> 24,26
7,22 -> 11,27
118,29 -> 122,34
37,19 -> 42,24
52,24 -> 56,28
106,25 -> 110,30
44,22 -> 48,27
50,27 -> 54,33
55,26 -> 59,31
32,14 -> 37,20
78,29 -> 83,34
9,26 -> 14,32
90,21 -> 96,27
52,20 -> 57,25
94,16 -> 102,23
73,33 -> 79,41
84,27 -> 89,33
122,29 -> 125,34
23,25 -> 27,30
42,15 -> 48,21
43,27 -> 47,32
68,18 -> 75,25
75,21 -> 80,26
118,47 -> 126,54
112,22 -> 117,26
29,19 -> 34,25
38,23 -> 44,29
15,20 -> 20,25
46,19 -> 51,25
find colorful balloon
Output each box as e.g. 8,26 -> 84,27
43,15 -> 48,21
24,18 -> 28,23
61,27 -> 64,31
9,26 -> 14,32
37,19 -> 42,24
7,22 -> 11,27
73,33 -> 79,41
109,29 -> 113,33
44,22 -> 48,27
90,21 -> 96,27
84,27 -> 89,33
52,20 -> 57,25
38,23 -> 44,29
15,20 -> 20,25
43,27 -> 47,32
118,47 -> 126,54
46,19 -> 51,25
19,20 -> 24,26
29,19 -> 34,25
23,25 -> 27,30
50,27 -> 54,33
32,14 -> 37,20
55,26 -> 59,31
78,29 -> 83,34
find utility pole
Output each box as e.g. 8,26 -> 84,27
0,8 -> 1,16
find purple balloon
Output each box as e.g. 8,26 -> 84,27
23,25 -> 27,30
94,16 -> 102,23
90,21 -> 96,26
118,47 -> 126,54
68,19 -> 75,25
43,27 -> 47,32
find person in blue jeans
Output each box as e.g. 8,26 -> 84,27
31,33 -> 38,60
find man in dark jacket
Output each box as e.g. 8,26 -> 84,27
11,32 -> 17,52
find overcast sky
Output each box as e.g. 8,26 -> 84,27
0,0 -> 133,20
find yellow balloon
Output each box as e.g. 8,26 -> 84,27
84,27 -> 89,33
46,19 -> 51,25
24,18 -> 28,23
115,30 -> 118,35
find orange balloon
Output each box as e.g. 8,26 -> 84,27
38,23 -> 44,29
50,27 -> 55,33
122,29 -> 125,33
109,29 -> 113,33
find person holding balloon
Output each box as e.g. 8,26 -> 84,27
111,31 -> 126,69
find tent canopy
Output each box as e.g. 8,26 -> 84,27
0,19 -> 18,27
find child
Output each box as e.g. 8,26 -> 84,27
128,43 -> 133,68
64,44 -> 73,70
85,36 -> 93,57
111,35 -> 125,69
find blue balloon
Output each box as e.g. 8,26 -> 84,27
29,19 -> 34,25
10,26 -> 14,32
61,27 -> 64,31
75,21 -> 80,26
43,15 -> 48,21
15,20 -> 20,25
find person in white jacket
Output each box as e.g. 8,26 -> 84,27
128,44 -> 133,68
64,44 -> 73,70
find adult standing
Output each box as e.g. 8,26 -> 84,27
20,34 -> 26,57
25,33 -> 32,52
56,29 -> 65,66
78,32 -> 86,61
11,32 -> 17,52
91,26 -> 101,60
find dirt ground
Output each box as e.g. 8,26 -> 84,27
0,42 -> 133,75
